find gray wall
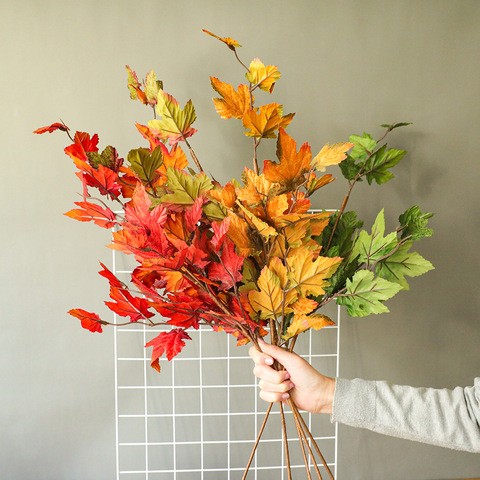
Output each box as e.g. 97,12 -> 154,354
2,1 -> 479,479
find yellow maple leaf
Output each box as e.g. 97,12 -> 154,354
312,142 -> 354,172
242,103 -> 294,139
210,77 -> 252,120
263,128 -> 311,190
275,212 -> 332,236
245,58 -> 281,93
287,251 -> 342,297
268,257 -> 297,306
237,202 -> 277,239
283,313 -> 335,340
248,261 -> 295,319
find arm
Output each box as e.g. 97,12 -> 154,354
333,377 -> 480,453
249,342 -> 480,453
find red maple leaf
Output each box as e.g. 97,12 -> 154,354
64,132 -> 99,162
33,122 -> 69,134
208,238 -> 244,290
74,160 -> 122,199
105,285 -> 155,323
211,217 -> 231,252
64,201 -> 117,228
68,308 -> 105,333
145,329 -> 191,371
153,294 -> 203,329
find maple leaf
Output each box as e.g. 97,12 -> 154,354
105,282 -> 155,323
306,172 -> 335,195
242,103 -> 294,139
283,313 -> 334,340
248,258 -> 296,319
64,132 -> 99,162
375,240 -> 434,290
266,194 -> 289,220
73,159 -> 122,199
86,145 -> 124,173
144,70 -> 163,106
337,269 -> 402,317
263,128 -> 311,190
135,122 -> 163,150
64,201 -> 117,229
127,145 -> 164,186
33,122 -> 69,134
161,167 -> 213,207
153,294 -> 204,329
145,329 -> 191,371
98,262 -> 124,289
210,77 -> 252,119
126,65 -> 142,100
287,251 -> 342,297
237,202 -> 277,239
68,308 -> 105,333
207,182 -> 237,209
185,197 -> 205,232
202,29 -> 242,49
226,212 -> 260,257
398,206 -> 434,241
211,217 -> 231,252
290,297 -> 318,315
245,58 -> 281,93
351,209 -> 398,267
311,142 -> 354,172
237,168 -> 272,206
208,238 -> 244,290
148,91 -> 197,146
126,183 -> 168,231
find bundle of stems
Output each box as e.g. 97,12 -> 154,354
242,333 -> 335,480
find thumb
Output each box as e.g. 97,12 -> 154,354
258,341 -> 300,369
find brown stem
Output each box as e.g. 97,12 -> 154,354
290,403 -> 314,480
184,140 -> 204,173
241,402 -> 273,480
279,402 -> 292,480
289,400 -> 324,480
253,138 -> 260,175
290,401 -> 334,480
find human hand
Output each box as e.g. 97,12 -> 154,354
249,340 -> 335,414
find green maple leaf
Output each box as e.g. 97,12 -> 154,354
398,205 -> 434,241
337,269 -> 402,317
364,145 -> 406,185
376,240 -> 434,290
349,133 -> 377,160
144,70 -> 163,105
352,209 -> 398,267
127,145 -> 164,184
148,90 -> 197,145
161,167 -> 213,206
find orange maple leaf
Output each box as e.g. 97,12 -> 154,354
210,77 -> 252,120
283,313 -> 335,340
242,104 -> 294,139
237,168 -> 272,206
263,128 -> 311,190
207,182 -> 237,209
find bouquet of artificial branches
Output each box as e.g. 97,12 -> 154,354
35,29 -> 433,479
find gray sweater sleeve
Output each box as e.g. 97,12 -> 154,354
331,377 -> 480,453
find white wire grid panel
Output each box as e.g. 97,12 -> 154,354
112,225 -> 341,480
